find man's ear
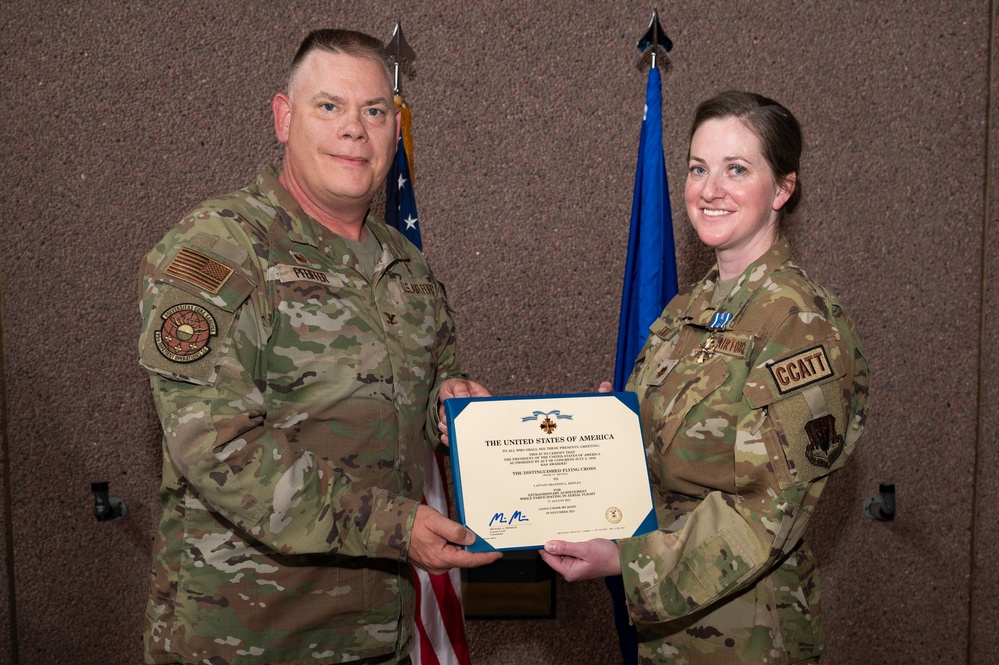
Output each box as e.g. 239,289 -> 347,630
273,93 -> 292,144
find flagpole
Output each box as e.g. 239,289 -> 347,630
607,10 -> 679,663
636,8 -> 674,72
385,21 -> 471,665
385,20 -> 421,249
612,8 -> 677,394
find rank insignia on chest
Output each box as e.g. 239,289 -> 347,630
654,358 -> 679,379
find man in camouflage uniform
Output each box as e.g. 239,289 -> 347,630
138,29 -> 499,665
542,92 -> 868,663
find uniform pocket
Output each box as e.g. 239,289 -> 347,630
743,337 -> 852,485
140,244 -> 255,386
644,352 -> 731,456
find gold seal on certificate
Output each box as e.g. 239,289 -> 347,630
444,392 -> 656,552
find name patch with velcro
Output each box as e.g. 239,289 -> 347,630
266,264 -> 347,288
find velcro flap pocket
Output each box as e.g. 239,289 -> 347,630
744,338 -> 851,484
648,310 -> 682,343
139,244 -> 255,386
655,357 -> 731,452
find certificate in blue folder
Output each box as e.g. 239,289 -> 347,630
444,392 -> 657,552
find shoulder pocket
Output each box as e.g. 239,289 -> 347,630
139,245 -> 255,386
744,337 -> 851,485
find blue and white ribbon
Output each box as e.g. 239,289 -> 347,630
709,311 -> 732,329
521,410 -> 574,423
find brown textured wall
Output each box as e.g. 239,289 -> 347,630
0,1 -> 995,664
975,3 -> 999,660
1,382 -> 11,665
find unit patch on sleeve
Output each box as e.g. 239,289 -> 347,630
155,303 -> 218,363
767,345 -> 834,395
165,247 -> 234,294
803,413 -> 845,468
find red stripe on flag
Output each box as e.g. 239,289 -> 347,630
412,445 -> 471,665
412,565 -> 443,665
389,89 -> 471,665
428,566 -> 469,663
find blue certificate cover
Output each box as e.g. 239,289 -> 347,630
444,392 -> 657,552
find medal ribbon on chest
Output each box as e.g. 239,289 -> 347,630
709,311 -> 732,329
695,311 -> 733,364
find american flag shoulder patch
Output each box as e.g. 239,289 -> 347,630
165,247 -> 234,294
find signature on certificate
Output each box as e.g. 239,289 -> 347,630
489,510 -> 529,526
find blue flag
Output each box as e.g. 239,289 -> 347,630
385,101 -> 422,250
613,65 -> 678,391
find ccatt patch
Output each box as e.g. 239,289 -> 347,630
767,344 -> 833,395
155,303 -> 218,363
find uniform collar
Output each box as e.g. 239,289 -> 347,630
256,166 -> 410,271
684,237 -> 794,329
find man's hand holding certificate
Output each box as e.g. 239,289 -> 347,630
444,392 -> 656,552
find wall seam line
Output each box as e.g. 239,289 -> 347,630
968,3 -> 996,664
0,268 -> 19,665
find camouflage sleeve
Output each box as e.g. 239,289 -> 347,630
618,303 -> 867,624
138,216 -> 419,562
423,280 -> 467,448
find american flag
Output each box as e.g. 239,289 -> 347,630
385,92 -> 471,665
386,95 -> 422,250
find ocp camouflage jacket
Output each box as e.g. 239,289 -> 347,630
138,167 -> 463,665
618,238 -> 869,665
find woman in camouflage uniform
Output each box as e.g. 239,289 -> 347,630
542,91 -> 869,664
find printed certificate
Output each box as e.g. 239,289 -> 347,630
445,392 -> 657,552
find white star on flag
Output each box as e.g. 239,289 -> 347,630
384,87 -> 471,665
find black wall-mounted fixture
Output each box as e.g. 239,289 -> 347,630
91,481 -> 127,522
863,482 -> 896,522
